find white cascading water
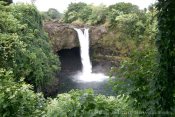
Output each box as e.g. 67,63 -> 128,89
74,28 -> 92,74
74,28 -> 108,82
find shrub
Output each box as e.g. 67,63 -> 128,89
0,69 -> 46,117
0,2 -> 60,89
111,44 -> 158,112
63,2 -> 92,23
46,89 -> 135,117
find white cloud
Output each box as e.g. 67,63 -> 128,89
13,0 -> 156,13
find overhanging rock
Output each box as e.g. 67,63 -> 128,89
44,22 -> 107,52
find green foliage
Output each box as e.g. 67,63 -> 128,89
111,44 -> 158,112
46,89 -> 134,117
0,69 -> 46,117
63,2 -> 142,26
0,2 -> 27,73
63,2 -> 92,23
2,1 -> 175,116
0,3 -> 60,89
1,0 -> 12,4
93,11 -> 155,61
153,0 -> 175,112
41,8 -> 63,21
114,13 -> 146,41
107,7 -> 159,113
0,3 -> 62,116
108,2 -> 139,14
62,2 -> 147,29
107,2 -> 140,28
87,5 -> 107,25
11,4 -> 60,89
47,8 -> 62,20
143,6 -> 157,43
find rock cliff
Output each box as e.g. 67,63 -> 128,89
44,22 -> 107,52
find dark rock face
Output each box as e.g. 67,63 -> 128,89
44,22 -> 107,52
58,47 -> 82,72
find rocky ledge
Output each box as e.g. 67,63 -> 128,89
44,22 -> 107,52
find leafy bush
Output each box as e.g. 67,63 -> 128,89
108,4 -> 163,113
41,8 -> 63,21
107,2 -> 140,28
46,89 -> 135,117
0,69 -> 46,117
115,13 -> 146,41
0,1 -> 27,76
11,4 -> 60,89
111,44 -> 158,112
63,2 -> 92,23
0,2 -> 60,89
87,5 -> 107,25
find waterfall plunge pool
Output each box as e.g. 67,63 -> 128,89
56,47 -> 114,96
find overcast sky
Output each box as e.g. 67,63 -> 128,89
13,0 -> 156,13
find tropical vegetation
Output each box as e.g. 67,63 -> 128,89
0,0 -> 175,116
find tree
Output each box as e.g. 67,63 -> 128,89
109,2 -> 159,113
0,3 -> 60,90
108,2 -> 139,14
41,8 -> 63,21
107,2 -> 140,28
47,8 -> 62,20
63,2 -> 92,23
154,0 -> 175,113
115,13 -> 145,40
11,4 -> 60,90
0,3 -> 46,116
88,5 -> 107,25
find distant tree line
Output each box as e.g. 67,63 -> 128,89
41,8 -> 63,21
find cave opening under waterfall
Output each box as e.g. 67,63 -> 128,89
58,47 -> 82,73
53,47 -> 114,96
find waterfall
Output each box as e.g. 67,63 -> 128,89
73,28 -> 107,82
74,28 -> 92,75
